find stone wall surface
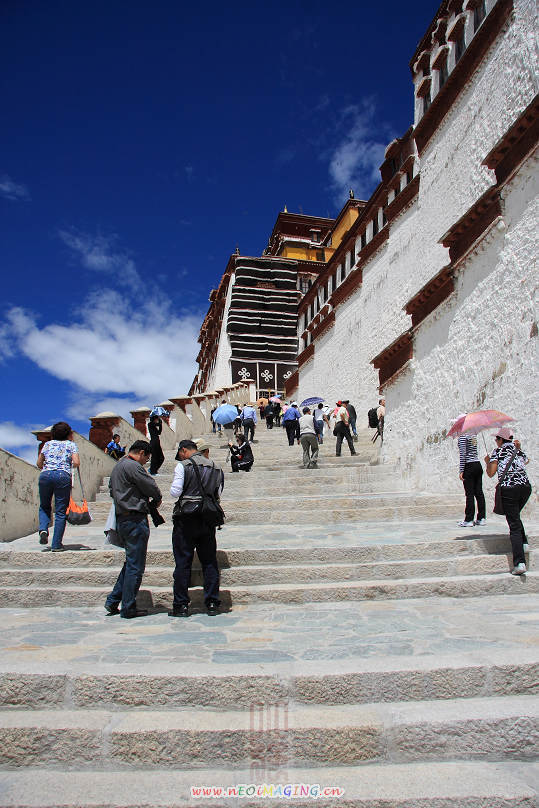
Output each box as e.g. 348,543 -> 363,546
108,417 -> 147,453
297,0 -> 538,510
207,273 -> 234,391
0,449 -> 40,541
70,431 -> 115,505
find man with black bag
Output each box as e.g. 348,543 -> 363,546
169,440 -> 224,617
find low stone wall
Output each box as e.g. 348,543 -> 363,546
0,449 -> 40,542
72,431 -> 115,504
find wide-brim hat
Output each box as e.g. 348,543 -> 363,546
495,427 -> 513,441
196,439 -> 211,452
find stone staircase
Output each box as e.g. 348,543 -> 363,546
0,425 -> 537,806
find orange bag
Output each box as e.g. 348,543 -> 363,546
66,469 -> 92,525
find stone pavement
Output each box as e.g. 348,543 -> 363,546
0,425 -> 537,806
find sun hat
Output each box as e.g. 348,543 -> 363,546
195,439 -> 211,451
495,427 -> 513,441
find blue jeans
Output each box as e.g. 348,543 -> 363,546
349,416 -> 357,436
106,515 -> 150,616
38,470 -> 72,549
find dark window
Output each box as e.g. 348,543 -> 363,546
332,272 -> 337,290
315,295 -> 320,313
423,92 -> 431,115
316,250 -> 325,262
423,63 -> 430,77
455,33 -> 465,63
340,264 -> 346,282
361,232 -> 367,249
474,1 -> 486,32
406,170 -> 413,185
439,59 -> 449,89
299,276 -> 310,294
311,231 -> 320,243
322,285 -> 327,303
382,209 -> 387,226
372,216 -> 379,236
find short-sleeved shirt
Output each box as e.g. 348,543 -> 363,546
41,440 -> 78,475
337,406 -> 349,424
490,442 -> 530,487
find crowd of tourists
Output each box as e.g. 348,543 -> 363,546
35,398 -> 532,619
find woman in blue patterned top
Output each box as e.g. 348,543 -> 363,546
485,427 -> 531,575
37,421 -> 80,551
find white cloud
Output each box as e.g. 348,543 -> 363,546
58,229 -> 141,290
326,100 -> 390,203
5,297 -> 201,405
0,174 -> 30,201
66,393 -> 149,422
0,421 -> 35,449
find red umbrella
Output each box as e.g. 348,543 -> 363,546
447,409 -> 515,438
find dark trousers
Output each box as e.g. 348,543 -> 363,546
462,461 -> 486,522
266,415 -> 274,429
38,470 -> 72,549
336,425 -> 356,456
231,458 -> 253,472
149,441 -> 164,475
106,515 -> 149,616
501,484 -> 532,566
172,515 -> 220,606
242,419 -> 255,441
285,421 -> 299,445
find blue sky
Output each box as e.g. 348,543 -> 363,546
1,0 -> 437,460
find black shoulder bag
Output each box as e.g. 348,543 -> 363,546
493,446 -> 519,515
189,459 -> 226,528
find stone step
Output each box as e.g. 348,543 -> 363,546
0,761 -> 536,807
0,571 -> 536,608
0,553 -> 522,588
96,479 -> 405,499
3,651 -> 536,710
0,535 -> 520,566
87,500 -> 463,523
0,695 -> 536,769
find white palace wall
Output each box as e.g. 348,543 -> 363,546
207,273 -> 234,392
296,0 -> 537,503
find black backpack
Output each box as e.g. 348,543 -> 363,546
368,408 -> 379,428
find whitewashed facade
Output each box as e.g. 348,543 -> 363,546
291,0 -> 538,499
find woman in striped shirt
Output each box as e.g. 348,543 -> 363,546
457,433 -> 486,527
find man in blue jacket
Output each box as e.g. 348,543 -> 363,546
240,404 -> 257,441
282,402 -> 301,446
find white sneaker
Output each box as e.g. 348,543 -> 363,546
523,543 -> 530,553
474,518 -> 487,526
457,520 -> 474,527
511,563 -> 527,575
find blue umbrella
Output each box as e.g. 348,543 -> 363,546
150,406 -> 169,417
300,397 -> 325,408
212,403 -> 239,425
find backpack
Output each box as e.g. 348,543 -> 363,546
368,408 -> 379,428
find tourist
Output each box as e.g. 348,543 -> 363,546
148,415 -> 165,475
105,434 -> 125,461
104,440 -> 162,618
335,400 -> 356,457
273,400 -> 282,426
264,401 -> 275,429
313,402 -> 329,444
457,429 -> 486,527
344,400 -> 358,439
485,428 -> 532,575
169,439 -> 224,616
210,406 -> 219,434
233,405 -> 242,435
282,401 -> 301,446
377,398 -> 386,443
37,421 -> 80,550
228,432 -> 254,472
299,407 -> 319,469
240,403 -> 257,441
